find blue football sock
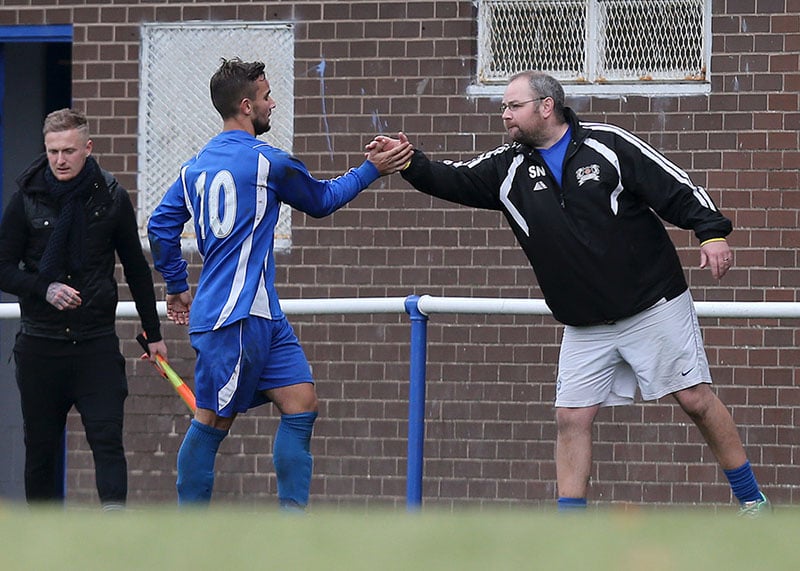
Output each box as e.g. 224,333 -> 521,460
724,460 -> 762,504
176,419 -> 228,506
557,497 -> 588,512
273,411 -> 317,508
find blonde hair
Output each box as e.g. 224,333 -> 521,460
42,108 -> 90,139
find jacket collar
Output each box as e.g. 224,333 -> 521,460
16,153 -> 111,205
513,106 -> 589,160
15,153 -> 50,195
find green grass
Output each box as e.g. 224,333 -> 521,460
0,504 -> 797,570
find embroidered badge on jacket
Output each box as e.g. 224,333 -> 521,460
576,164 -> 600,186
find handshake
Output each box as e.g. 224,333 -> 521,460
364,132 -> 414,175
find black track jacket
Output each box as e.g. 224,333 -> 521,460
401,107 -> 732,326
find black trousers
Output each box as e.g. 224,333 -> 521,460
14,333 -> 128,505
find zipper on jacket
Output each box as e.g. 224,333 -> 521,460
556,139 -> 583,209
537,153 -> 566,209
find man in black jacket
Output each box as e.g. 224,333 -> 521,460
0,108 -> 167,509
371,71 -> 770,516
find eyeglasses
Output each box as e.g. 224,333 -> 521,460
500,97 -> 547,113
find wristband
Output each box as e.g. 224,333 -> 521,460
400,159 -> 412,171
700,237 -> 727,246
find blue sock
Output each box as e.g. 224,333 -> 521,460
557,497 -> 588,512
724,460 -> 762,504
273,411 -> 317,509
176,419 -> 228,506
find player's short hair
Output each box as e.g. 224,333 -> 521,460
509,71 -> 566,122
210,57 -> 267,120
42,108 -> 90,139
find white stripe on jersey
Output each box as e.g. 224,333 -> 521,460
180,165 -> 196,221
212,154 -> 271,329
500,154 -> 529,236
250,155 -> 272,319
581,122 -> 717,211
584,138 -> 624,215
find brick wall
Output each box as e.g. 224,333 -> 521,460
1,1 -> 798,508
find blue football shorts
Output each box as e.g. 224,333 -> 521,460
191,316 -> 313,416
555,289 -> 712,408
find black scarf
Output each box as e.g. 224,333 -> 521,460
38,156 -> 99,282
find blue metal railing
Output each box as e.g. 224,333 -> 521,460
2,297 -> 799,509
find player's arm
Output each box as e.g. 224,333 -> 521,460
271,151 -> 388,218
147,170 -> 192,295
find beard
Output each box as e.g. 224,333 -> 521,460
509,127 -> 543,149
254,119 -> 272,137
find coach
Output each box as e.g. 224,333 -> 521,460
372,71 -> 770,516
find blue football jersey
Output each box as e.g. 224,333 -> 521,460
148,129 -> 380,332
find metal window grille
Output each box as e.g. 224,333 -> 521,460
138,22 -> 294,251
477,0 -> 709,85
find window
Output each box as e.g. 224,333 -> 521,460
473,0 -> 711,96
138,22 -> 294,251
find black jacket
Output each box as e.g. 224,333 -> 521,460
0,154 -> 162,342
401,107 -> 732,326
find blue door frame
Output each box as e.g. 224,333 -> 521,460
0,24 -> 72,212
0,24 -> 72,502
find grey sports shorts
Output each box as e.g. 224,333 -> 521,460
555,290 -> 712,408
